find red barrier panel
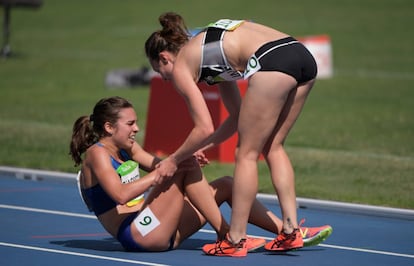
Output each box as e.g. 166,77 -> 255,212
143,77 -> 247,162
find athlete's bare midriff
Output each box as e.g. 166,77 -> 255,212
222,21 -> 289,71
181,21 -> 290,82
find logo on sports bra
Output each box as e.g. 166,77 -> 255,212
205,70 -> 243,84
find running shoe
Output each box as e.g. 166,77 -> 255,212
202,234 -> 265,257
299,219 -> 333,247
246,236 -> 266,252
264,228 -> 303,251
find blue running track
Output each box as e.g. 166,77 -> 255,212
0,166 -> 413,266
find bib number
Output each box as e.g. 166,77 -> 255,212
244,55 -> 261,79
208,19 -> 244,31
117,160 -> 144,206
133,207 -> 160,236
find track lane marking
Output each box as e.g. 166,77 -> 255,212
2,204 -> 413,260
0,241 -> 169,266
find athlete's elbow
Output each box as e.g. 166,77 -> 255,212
113,193 -> 131,205
200,125 -> 214,138
114,195 -> 127,205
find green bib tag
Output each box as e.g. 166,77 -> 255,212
116,160 -> 144,206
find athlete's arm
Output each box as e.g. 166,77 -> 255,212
129,142 -> 161,172
88,147 -> 158,204
198,81 -> 241,153
155,57 -> 215,177
171,71 -> 214,160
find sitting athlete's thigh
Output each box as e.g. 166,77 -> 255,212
130,178 -> 185,249
145,178 -> 185,223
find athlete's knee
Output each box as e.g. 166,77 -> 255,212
235,149 -> 261,163
263,143 -> 285,161
179,156 -> 199,168
209,176 -> 233,204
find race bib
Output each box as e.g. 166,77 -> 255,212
207,19 -> 244,31
133,207 -> 160,237
244,54 -> 262,79
116,160 -> 144,207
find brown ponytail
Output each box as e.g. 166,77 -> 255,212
145,12 -> 190,61
69,116 -> 97,166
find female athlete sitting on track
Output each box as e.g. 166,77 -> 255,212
69,96 -> 331,253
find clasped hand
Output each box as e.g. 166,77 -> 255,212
154,155 -> 178,184
193,150 -> 209,167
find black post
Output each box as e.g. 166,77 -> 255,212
1,4 -> 11,57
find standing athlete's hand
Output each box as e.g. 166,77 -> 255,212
193,150 -> 209,167
155,155 -> 178,179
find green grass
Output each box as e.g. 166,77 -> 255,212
0,0 -> 413,209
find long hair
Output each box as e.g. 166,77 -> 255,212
69,96 -> 134,166
145,12 -> 190,61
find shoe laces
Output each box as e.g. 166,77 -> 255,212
225,234 -> 246,249
213,236 -> 246,252
271,228 -> 299,249
233,238 -> 246,249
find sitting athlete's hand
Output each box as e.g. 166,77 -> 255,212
155,155 -> 178,179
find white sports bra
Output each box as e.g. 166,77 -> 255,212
198,19 -> 246,85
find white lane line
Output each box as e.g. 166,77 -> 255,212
2,204 -> 414,260
0,242 -> 169,266
318,243 -> 414,259
0,204 -> 96,219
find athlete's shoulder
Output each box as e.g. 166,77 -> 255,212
85,143 -> 111,168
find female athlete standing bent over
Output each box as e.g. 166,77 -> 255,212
145,12 -> 320,256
